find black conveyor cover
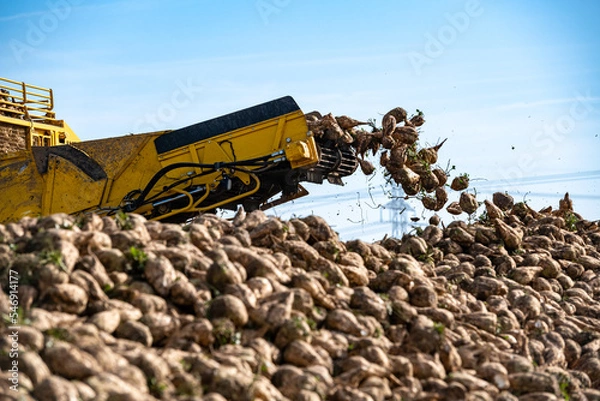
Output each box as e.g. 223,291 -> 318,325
154,96 -> 300,154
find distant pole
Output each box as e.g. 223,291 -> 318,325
384,186 -> 415,238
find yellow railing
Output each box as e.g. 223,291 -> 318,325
0,77 -> 62,127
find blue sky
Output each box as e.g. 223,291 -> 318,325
1,0 -> 599,240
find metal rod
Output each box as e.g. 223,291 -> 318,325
152,186 -> 206,207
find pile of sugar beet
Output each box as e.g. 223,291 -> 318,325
2,108 -> 600,401
1,193 -> 600,401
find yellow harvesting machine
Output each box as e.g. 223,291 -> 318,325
0,77 -> 357,223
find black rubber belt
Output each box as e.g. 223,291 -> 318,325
154,96 -> 300,155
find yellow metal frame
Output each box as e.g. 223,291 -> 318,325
0,77 -> 80,150
0,76 -> 56,123
0,80 -> 320,223
142,108 -> 317,220
156,109 -> 315,169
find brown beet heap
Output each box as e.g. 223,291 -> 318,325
307,107 -> 471,214
1,190 -> 600,401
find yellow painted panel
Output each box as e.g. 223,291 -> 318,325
46,154 -> 106,214
0,156 -> 44,222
